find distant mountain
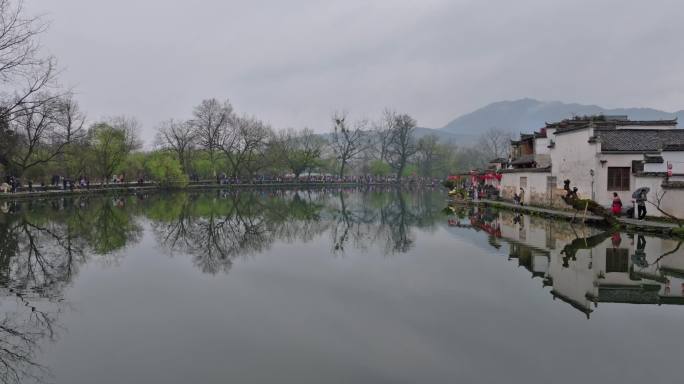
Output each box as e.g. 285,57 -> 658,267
440,98 -> 684,135
414,127 -> 477,145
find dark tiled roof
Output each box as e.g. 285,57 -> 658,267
663,181 -> 684,189
644,154 -> 664,164
612,119 -> 677,126
635,172 -> 684,178
489,158 -> 507,163
500,166 -> 551,174
510,154 -> 536,165
548,116 -> 677,135
596,129 -> 684,153
664,143 -> 684,151
598,287 -> 661,305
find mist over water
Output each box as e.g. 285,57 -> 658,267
1,187 -> 683,383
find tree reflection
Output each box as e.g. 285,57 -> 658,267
0,187 -> 449,380
0,300 -> 57,384
0,196 -> 143,382
148,187 -> 447,271
150,190 -> 330,274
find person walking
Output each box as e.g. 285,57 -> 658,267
636,189 -> 648,220
611,192 -> 622,216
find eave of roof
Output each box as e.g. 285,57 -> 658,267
500,166 -> 551,174
553,125 -> 591,135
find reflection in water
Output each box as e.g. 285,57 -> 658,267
1,188 -> 684,381
447,204 -> 684,318
149,188 -> 445,273
0,187 -> 445,382
0,196 -> 142,383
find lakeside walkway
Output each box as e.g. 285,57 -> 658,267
0,181 -> 416,201
455,198 -> 682,235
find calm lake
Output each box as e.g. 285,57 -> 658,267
1,187 -> 683,383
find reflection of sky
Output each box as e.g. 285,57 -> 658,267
2,191 -> 683,383
32,225 -> 684,383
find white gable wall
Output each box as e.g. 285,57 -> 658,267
549,128 -> 599,199
663,151 -> 684,175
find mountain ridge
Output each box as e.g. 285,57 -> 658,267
438,98 -> 684,135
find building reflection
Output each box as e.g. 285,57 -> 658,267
448,205 -> 684,318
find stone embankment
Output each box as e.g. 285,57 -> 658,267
450,198 -> 684,238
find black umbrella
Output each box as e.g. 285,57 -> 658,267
632,187 -> 650,199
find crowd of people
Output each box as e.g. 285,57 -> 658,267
212,174 -> 439,186
1,174 -> 94,194
0,172 -> 441,195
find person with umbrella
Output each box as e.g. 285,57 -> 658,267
633,187 -> 649,220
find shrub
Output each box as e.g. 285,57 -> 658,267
146,152 -> 188,188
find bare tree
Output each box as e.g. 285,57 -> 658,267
54,93 -> 86,143
108,115 -> 142,150
648,189 -> 682,227
0,0 -> 57,126
220,115 -> 272,178
6,95 -> 67,176
372,108 -> 396,162
54,93 -> 87,177
330,111 -> 368,178
0,0 -> 62,176
274,128 -> 325,179
386,113 -> 417,182
155,118 -> 196,174
416,134 -> 446,177
191,98 -> 233,178
477,127 -> 511,160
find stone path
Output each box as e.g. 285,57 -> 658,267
471,199 -> 679,230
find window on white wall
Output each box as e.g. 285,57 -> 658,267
520,176 -> 527,189
607,167 -> 630,191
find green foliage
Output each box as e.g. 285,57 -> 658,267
672,227 -> 684,237
89,123 -> 132,180
119,152 -> 147,179
146,152 -> 188,187
369,160 -> 391,176
401,164 -> 418,177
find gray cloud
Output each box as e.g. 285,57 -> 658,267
26,0 -> 684,144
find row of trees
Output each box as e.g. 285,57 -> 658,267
153,101 -> 429,182
153,102 -> 510,183
0,0 -> 511,186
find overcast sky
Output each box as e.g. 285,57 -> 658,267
26,0 -> 684,144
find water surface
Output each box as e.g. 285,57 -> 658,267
1,188 -> 683,383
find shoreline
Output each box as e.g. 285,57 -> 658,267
0,181 -> 426,201
448,197 -> 684,238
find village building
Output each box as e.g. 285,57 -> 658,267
500,115 -> 684,218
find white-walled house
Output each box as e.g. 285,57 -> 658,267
500,116 -> 684,218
